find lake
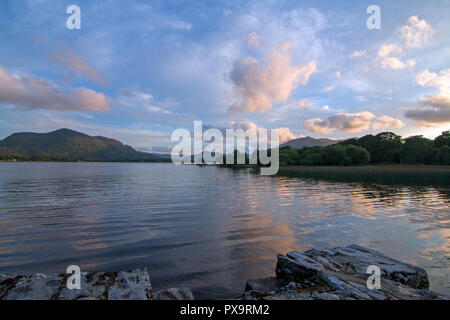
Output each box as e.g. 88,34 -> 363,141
0,162 -> 449,298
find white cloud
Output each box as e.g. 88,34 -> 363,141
375,16 -> 433,70
380,57 -> 415,70
397,16 -> 434,48
304,111 -> 405,134
377,44 -> 403,57
229,42 -> 317,113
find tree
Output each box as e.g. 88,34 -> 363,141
400,135 -> 434,164
434,131 -> 450,148
344,145 -> 370,165
321,145 -> 351,166
434,145 -> 450,165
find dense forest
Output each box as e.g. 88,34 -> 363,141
279,131 -> 450,166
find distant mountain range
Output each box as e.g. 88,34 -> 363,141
280,136 -> 343,149
0,128 -> 170,162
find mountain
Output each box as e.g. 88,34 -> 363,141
0,128 -> 169,162
280,136 -> 341,149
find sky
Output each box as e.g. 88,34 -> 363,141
0,0 -> 449,152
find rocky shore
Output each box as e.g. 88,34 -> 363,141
1,245 -> 447,300
243,244 -> 448,300
0,268 -> 193,300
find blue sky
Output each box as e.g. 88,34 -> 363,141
0,0 -> 449,152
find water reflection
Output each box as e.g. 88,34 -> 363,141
0,162 -> 449,298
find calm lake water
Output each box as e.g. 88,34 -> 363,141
0,162 -> 449,298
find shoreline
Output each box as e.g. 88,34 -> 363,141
1,245 -> 448,300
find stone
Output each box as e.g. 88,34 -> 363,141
107,269 -> 152,300
275,252 -> 325,282
0,268 -> 188,300
153,288 -> 194,300
243,245 -> 449,300
245,277 -> 286,295
304,245 -> 429,289
2,273 -> 62,300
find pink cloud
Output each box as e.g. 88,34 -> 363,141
0,65 -> 110,113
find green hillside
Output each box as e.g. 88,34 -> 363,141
0,128 -> 169,162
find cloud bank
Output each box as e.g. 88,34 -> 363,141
405,68 -> 450,126
304,111 -> 405,134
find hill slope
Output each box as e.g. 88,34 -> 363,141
0,128 -> 168,162
280,136 -> 341,149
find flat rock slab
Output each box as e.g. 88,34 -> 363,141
244,245 -> 449,300
0,268 -> 194,300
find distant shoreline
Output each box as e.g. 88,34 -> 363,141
0,159 -> 171,163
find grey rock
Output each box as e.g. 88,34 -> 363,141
243,245 -> 449,301
0,268 -> 190,300
58,272 -> 113,300
245,277 -> 285,295
107,269 -> 152,300
153,288 -> 194,300
304,245 -> 429,289
275,252 -> 325,282
2,273 -> 62,300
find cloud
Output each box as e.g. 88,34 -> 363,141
349,50 -> 366,58
228,43 -> 317,113
277,127 -> 305,143
0,66 -> 110,112
380,57 -> 416,70
374,16 -> 432,70
397,16 -> 434,48
405,68 -> 450,126
415,69 -> 450,93
304,111 -> 405,134
226,121 -> 303,143
377,44 -> 403,57
50,41 -> 106,85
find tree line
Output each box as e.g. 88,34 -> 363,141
279,131 -> 450,166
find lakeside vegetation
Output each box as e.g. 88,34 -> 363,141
278,131 -> 450,166
277,165 -> 450,186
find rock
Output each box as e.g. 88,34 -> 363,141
245,277 -> 286,295
243,245 -> 449,300
107,269 -> 152,300
2,273 -> 62,300
153,288 -> 194,300
304,245 -> 429,289
275,252 -> 325,282
58,272 -> 113,300
0,268 -> 189,300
